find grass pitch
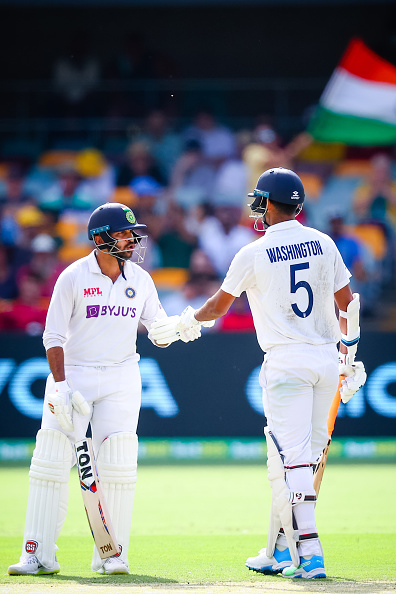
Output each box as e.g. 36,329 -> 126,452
0,463 -> 395,592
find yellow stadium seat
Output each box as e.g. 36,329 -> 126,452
297,172 -> 323,201
347,224 -> 387,260
150,268 -> 189,290
334,160 -> 371,177
56,213 -> 92,264
110,187 -> 138,208
38,151 -> 78,168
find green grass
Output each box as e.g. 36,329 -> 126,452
0,463 -> 395,586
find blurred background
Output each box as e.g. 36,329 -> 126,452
0,0 -> 395,464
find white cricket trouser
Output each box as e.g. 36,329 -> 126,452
260,342 -> 339,465
260,342 -> 339,557
41,362 -> 142,454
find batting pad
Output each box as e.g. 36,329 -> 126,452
91,432 -> 138,572
23,429 -> 73,568
264,427 -> 299,568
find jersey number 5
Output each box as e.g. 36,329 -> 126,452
290,262 -> 313,318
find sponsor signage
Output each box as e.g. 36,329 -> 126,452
0,332 -> 395,443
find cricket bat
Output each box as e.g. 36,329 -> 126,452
75,437 -> 119,559
313,376 -> 344,496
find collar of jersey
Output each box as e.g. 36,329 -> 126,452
265,219 -> 302,235
88,250 -> 133,280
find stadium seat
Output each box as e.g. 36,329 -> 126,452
297,172 -> 323,201
56,213 -> 92,264
347,224 -> 387,261
150,268 -> 189,290
334,160 -> 371,177
110,187 -> 138,208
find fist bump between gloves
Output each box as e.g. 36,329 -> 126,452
338,354 -> 367,404
150,306 -> 215,346
48,380 -> 90,432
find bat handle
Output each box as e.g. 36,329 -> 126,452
327,375 -> 344,436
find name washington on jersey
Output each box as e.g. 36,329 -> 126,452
266,240 -> 323,263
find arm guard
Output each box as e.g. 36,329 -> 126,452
339,292 -> 360,366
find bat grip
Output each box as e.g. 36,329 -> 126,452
327,375 -> 344,436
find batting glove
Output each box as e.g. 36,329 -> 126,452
338,355 -> 367,404
150,315 -> 202,345
48,380 -> 90,433
179,305 -> 216,329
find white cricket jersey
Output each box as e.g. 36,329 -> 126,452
43,251 -> 166,366
221,220 -> 351,352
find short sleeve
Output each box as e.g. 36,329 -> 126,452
221,245 -> 256,297
334,245 -> 352,293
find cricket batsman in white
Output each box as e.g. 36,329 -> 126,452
150,167 -> 367,579
8,202 -> 201,576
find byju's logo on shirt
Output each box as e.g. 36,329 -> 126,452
84,287 -> 103,297
86,305 -> 136,318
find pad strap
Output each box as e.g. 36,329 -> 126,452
279,527 -> 319,542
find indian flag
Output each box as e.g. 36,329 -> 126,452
308,38 -> 396,145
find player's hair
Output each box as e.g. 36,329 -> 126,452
269,199 -> 299,216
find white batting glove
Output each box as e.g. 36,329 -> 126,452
150,314 -> 202,345
48,380 -> 90,432
180,305 -> 216,329
338,355 -> 367,404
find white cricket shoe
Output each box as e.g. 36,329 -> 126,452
8,554 -> 60,575
97,557 -> 130,575
246,545 -> 292,574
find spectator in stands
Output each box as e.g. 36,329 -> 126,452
0,245 -> 18,300
0,165 -> 35,246
243,118 -> 312,192
0,271 -> 47,335
198,201 -> 256,276
116,141 -> 166,188
139,109 -> 182,184
169,139 -> 217,210
161,249 -> 220,317
157,203 -> 197,268
183,109 -> 237,167
353,153 -> 396,228
328,211 -> 377,316
218,293 -> 255,332
75,148 -> 116,203
38,162 -> 98,215
17,234 -> 65,307
0,165 -> 34,213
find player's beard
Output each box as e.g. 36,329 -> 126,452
117,241 -> 135,260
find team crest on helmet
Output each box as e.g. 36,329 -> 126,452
124,209 -> 136,224
125,287 -> 136,299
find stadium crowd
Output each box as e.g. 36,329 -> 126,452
1,108 -> 395,334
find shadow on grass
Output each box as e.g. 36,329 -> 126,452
35,573 -> 178,584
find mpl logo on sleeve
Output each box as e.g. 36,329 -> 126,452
84,287 -> 103,297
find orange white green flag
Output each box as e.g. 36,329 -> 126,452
308,38 -> 396,145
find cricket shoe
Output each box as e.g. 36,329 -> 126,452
282,555 -> 326,579
97,557 -> 130,575
245,546 -> 292,574
8,554 -> 60,575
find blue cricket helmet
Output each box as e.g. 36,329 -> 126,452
88,202 -> 146,240
248,167 -> 305,214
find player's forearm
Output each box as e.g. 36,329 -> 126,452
46,346 -> 66,382
194,289 -> 235,322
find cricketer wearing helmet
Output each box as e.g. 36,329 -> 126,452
151,168 -> 366,579
8,202 -> 202,577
